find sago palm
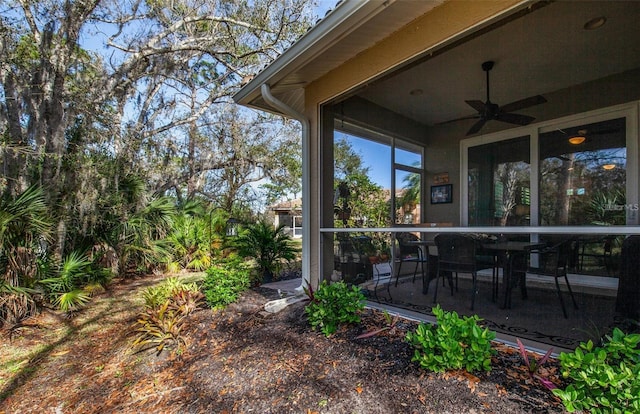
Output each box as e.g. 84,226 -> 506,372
236,220 -> 297,282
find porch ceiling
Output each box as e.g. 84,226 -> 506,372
358,1 -> 640,127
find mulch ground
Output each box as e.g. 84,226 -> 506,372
0,274 -> 568,413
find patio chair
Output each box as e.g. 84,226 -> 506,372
433,234 -> 494,310
517,239 -> 579,319
576,235 -> 615,276
395,232 -> 428,289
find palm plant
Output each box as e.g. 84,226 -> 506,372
0,186 -> 52,284
114,196 -> 175,275
90,173 -> 175,276
0,281 -> 39,327
235,220 -> 297,283
39,251 -> 93,313
37,248 -> 116,313
166,201 -> 211,271
585,190 -> 626,225
0,186 -> 51,327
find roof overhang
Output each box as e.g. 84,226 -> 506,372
232,0 -> 444,115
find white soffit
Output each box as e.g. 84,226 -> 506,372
233,0 -> 443,114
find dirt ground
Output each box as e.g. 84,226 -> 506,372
0,274 -> 568,413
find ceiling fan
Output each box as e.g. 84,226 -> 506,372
444,61 -> 547,135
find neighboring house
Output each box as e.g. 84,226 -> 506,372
270,198 -> 303,238
235,1 -> 640,349
272,189 -> 420,237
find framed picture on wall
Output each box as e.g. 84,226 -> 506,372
430,184 -> 452,204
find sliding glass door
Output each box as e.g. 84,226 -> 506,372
539,117 -> 626,226
468,135 -> 531,226
463,105 -> 636,277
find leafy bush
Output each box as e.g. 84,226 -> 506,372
405,305 -> 496,373
552,327 -> 640,413
201,258 -> 252,309
142,276 -> 199,309
305,281 -> 365,337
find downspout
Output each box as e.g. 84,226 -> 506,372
261,84 -> 311,295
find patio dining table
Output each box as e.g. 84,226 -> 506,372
481,241 -> 546,309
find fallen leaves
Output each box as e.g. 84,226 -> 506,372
440,369 -> 482,394
0,279 -> 567,414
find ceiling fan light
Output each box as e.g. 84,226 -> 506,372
602,164 -> 616,170
568,135 -> 586,145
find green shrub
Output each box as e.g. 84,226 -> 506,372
142,276 -> 199,309
405,305 -> 496,373
305,281 -> 365,337
39,251 -> 114,313
201,258 -> 251,309
552,327 -> 640,413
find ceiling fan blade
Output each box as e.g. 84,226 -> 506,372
465,100 -> 486,113
495,112 -> 535,126
500,95 -> 547,113
467,119 -> 487,135
435,114 -> 480,126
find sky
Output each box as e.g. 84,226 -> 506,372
336,132 -> 392,189
314,0 -> 339,17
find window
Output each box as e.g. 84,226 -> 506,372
394,142 -> 423,224
332,129 -> 424,226
465,110 -> 633,229
333,131 -> 391,228
395,169 -> 420,223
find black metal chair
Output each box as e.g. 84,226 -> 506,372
519,239 -> 579,318
576,235 -> 615,276
395,232 -> 428,288
433,234 -> 493,310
